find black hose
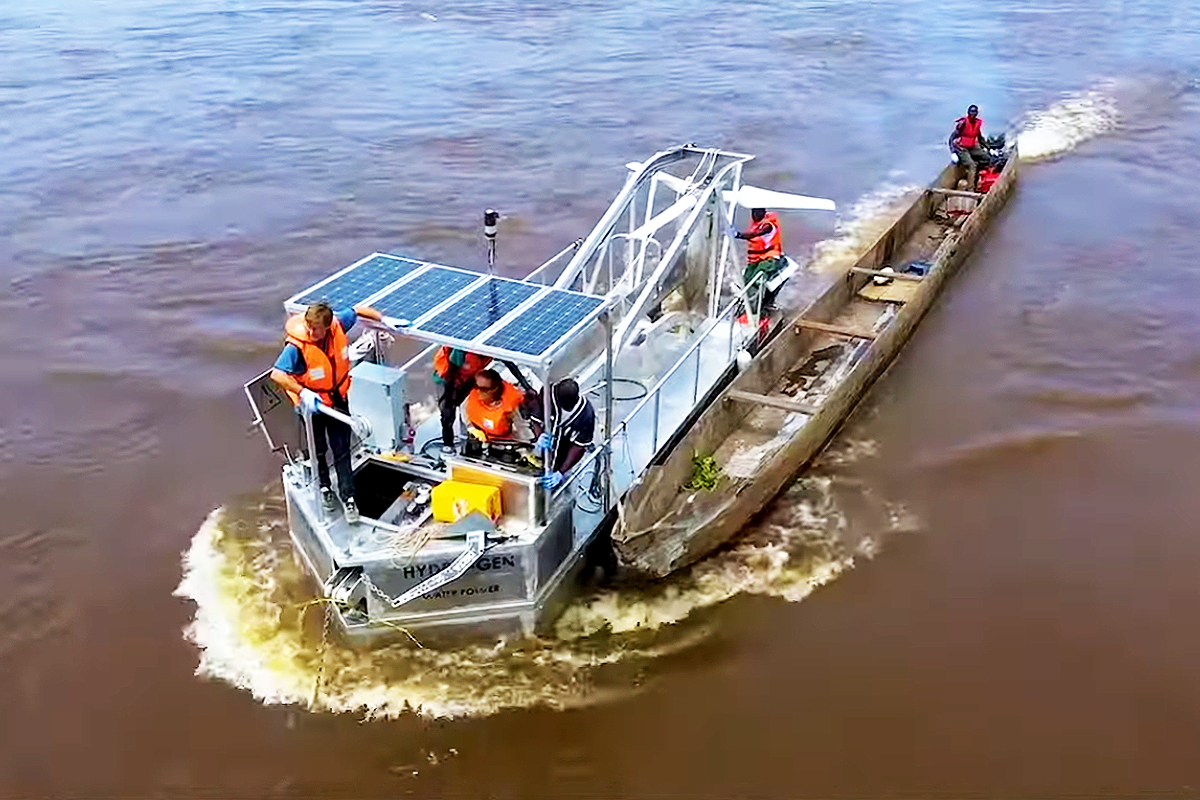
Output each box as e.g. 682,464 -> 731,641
585,377 -> 649,403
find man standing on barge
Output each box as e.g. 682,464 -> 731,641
732,207 -> 785,313
270,301 -> 383,523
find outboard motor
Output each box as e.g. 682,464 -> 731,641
982,134 -> 1009,171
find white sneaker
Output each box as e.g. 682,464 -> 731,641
344,497 -> 360,524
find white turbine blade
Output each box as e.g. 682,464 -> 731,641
654,172 -> 691,194
629,195 -> 696,239
723,185 -> 836,212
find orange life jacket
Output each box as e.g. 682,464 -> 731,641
464,381 -> 524,438
955,116 -> 983,149
283,314 -> 351,407
746,211 -> 782,263
433,347 -> 490,386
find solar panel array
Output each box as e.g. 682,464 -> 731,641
483,290 -> 605,356
417,278 -> 541,340
289,253 -> 608,360
371,267 -> 479,322
296,254 -> 422,309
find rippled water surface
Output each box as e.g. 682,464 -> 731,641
3,0 -> 1200,796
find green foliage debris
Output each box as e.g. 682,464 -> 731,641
684,452 -> 722,491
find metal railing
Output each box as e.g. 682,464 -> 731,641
551,295 -> 748,507
605,297 -> 748,491
521,239 -> 584,286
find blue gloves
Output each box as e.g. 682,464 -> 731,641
298,388 -> 322,414
534,432 -> 553,455
540,471 -> 564,490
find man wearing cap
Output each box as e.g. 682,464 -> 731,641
949,104 -> 988,191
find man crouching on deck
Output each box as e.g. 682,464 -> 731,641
269,301 -> 383,523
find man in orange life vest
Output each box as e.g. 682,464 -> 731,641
461,368 -> 526,445
433,346 -> 491,452
731,207 -> 784,313
949,104 -> 987,191
270,301 -> 383,522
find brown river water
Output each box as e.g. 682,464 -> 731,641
3,0 -> 1200,796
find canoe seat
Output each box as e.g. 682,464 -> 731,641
726,390 -> 819,415
793,319 -> 877,341
858,280 -> 919,304
849,267 -> 924,282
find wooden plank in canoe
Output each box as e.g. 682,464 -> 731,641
858,279 -> 920,304
726,390 -> 820,415
849,267 -> 924,282
929,186 -> 986,199
794,318 -> 877,340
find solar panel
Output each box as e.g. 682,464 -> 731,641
483,290 -> 604,356
417,278 -> 542,340
296,254 -> 422,309
373,267 -> 479,322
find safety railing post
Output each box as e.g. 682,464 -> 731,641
651,389 -> 661,453
303,406 -> 324,525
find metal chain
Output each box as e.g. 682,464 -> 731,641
310,601 -> 333,709
362,574 -> 406,609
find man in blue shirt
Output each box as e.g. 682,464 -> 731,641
527,378 -> 596,490
270,302 -> 383,522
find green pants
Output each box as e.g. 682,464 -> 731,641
953,143 -> 988,189
744,256 -> 784,312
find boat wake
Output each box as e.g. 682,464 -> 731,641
808,184 -> 924,275
1016,82 -> 1120,161
175,433 -> 914,719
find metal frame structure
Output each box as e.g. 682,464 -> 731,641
246,143 -> 833,640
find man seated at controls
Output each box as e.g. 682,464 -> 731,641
527,378 -> 596,491
269,301 -> 383,523
948,104 -> 988,191
460,368 -> 526,446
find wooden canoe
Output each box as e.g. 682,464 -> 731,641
612,148 -> 1020,577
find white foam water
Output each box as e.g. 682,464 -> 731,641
1016,83 -> 1120,161
175,430 -> 908,719
810,184 -> 925,274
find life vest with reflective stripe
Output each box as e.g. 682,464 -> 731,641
955,116 -> 983,149
746,212 -> 782,263
464,381 -> 524,438
283,314 -> 351,407
433,347 -> 490,386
